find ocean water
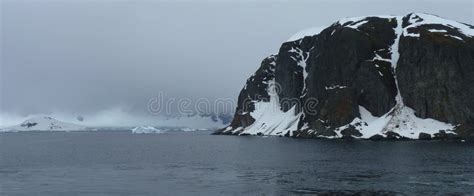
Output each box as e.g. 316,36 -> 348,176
1,130 -> 473,195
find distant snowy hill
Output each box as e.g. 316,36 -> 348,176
216,13 -> 474,140
0,116 -> 87,132
0,112 -> 232,131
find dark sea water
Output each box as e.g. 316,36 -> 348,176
1,130 -> 473,195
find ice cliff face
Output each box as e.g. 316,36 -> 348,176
215,13 -> 474,140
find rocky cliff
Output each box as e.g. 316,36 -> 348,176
215,13 -> 474,140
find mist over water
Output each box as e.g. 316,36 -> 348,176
0,106 -> 226,128
0,107 -> 158,127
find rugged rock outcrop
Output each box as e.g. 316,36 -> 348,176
215,13 -> 474,140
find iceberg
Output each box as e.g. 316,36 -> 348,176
131,126 -> 163,134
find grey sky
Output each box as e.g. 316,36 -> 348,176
1,0 -> 473,117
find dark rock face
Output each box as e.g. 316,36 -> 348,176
397,16 -> 474,138
341,126 -> 363,139
275,41 -> 307,112
217,13 -> 474,140
214,55 -> 276,135
20,122 -> 37,128
275,18 -> 399,136
369,134 -> 385,141
433,130 -> 460,140
303,18 -> 398,120
419,132 -> 432,140
385,131 -> 403,140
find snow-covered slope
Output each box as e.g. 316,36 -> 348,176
0,117 -> 86,132
287,26 -> 326,42
238,80 -> 301,136
217,13 -> 473,140
289,13 -> 474,42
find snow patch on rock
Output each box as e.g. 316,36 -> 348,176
325,85 -> 347,90
335,106 -> 455,139
287,26 -> 326,42
289,46 -> 310,95
239,80 -> 301,136
334,16 -> 456,139
290,13 -> 473,42
404,13 -> 474,38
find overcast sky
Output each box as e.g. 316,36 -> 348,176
1,0 -> 473,119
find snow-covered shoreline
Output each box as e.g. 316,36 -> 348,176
0,117 -> 214,134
